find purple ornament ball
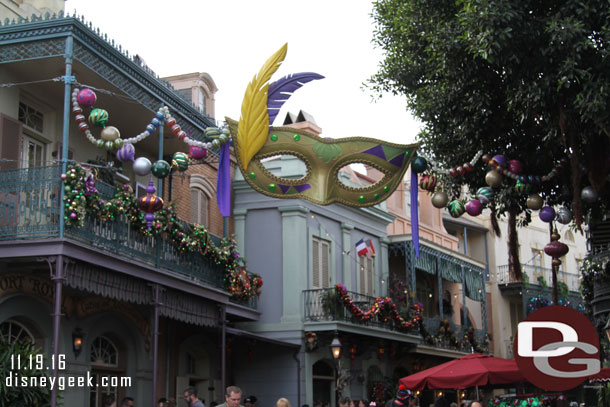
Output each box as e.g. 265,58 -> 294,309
116,143 -> 135,162
465,199 -> 483,216
492,155 -> 507,168
69,212 -> 77,220
77,88 -> 97,107
539,206 -> 556,223
508,160 -> 523,175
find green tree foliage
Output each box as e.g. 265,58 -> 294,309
370,0 -> 610,222
370,0 -> 610,279
0,340 -> 54,407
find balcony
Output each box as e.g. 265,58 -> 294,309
497,264 -> 580,292
0,165 -> 252,305
303,287 -> 488,352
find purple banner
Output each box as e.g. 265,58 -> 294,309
217,142 -> 231,217
410,169 -> 420,258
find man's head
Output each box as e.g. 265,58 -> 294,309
245,396 -> 258,407
121,397 -> 135,407
470,403 -> 482,407
184,387 -> 198,406
158,398 -> 169,407
225,386 -> 243,407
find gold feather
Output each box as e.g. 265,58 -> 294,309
238,43 -> 288,168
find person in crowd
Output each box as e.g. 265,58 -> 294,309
157,398 -> 169,407
183,387 -> 205,407
408,397 -> 418,407
449,403 -> 458,407
217,386 -> 244,407
245,396 -> 258,407
276,398 -> 292,407
121,397 -> 135,407
470,402 -> 482,407
433,394 -> 447,407
102,395 -> 116,407
392,385 -> 411,407
210,402 -> 219,407
339,398 -> 352,407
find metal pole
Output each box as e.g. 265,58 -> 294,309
158,125 -> 163,195
50,255 -> 64,407
152,285 -> 160,407
437,257 -> 443,319
223,216 -> 228,237
220,304 -> 227,394
59,36 -> 74,239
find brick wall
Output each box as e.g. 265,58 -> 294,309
162,151 -> 236,238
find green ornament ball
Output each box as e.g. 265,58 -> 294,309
448,200 -> 465,218
151,160 -> 171,178
411,156 -> 428,174
88,108 -> 109,127
96,139 -> 105,149
104,140 -> 115,150
172,152 -> 189,172
114,138 -> 124,149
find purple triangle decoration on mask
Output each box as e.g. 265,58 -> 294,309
362,145 -> 387,160
389,152 -> 406,168
278,184 -> 291,194
293,184 -> 312,193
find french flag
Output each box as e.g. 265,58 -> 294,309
356,239 -> 368,257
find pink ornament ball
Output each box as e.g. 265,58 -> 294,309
69,212 -> 77,220
465,199 -> 483,216
508,160 -> 523,174
60,173 -> 67,180
77,88 -> 97,107
189,145 -> 207,160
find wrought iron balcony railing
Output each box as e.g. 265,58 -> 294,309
0,165 -> 251,305
497,264 -> 580,292
303,287 -> 488,352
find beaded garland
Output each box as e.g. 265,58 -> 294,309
72,87 -> 171,150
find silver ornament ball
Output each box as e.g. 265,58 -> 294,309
431,191 -> 449,209
556,207 -> 573,225
581,186 -> 598,203
133,157 -> 152,176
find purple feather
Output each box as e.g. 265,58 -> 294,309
267,72 -> 325,126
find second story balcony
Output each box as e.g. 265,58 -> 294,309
303,286 -> 489,353
0,165 -> 258,310
497,264 -> 580,292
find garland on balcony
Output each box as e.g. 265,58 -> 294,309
334,283 -> 422,329
61,164 -> 263,301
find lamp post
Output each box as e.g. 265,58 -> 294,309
330,332 -> 342,407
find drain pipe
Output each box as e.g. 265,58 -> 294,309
50,255 -> 64,407
293,348 -> 301,407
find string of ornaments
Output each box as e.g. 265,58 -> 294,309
410,152 -> 590,225
72,87 -> 231,180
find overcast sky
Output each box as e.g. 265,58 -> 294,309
64,0 -> 421,145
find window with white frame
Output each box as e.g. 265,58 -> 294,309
312,236 -> 330,288
190,188 -> 209,226
359,255 -> 375,296
189,174 -> 215,227
0,319 -> 34,344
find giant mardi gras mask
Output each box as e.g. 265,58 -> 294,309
227,44 -> 418,208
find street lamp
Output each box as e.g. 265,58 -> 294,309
330,332 -> 342,407
330,332 -> 342,359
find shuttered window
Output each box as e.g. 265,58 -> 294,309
360,256 -> 375,296
190,188 -> 209,226
312,236 -> 330,288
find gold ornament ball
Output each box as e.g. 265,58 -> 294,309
551,232 -> 560,241
101,126 -> 120,141
431,191 -> 449,208
485,170 -> 503,188
552,258 -> 562,267
526,194 -> 544,210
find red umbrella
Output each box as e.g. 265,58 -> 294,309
400,353 -> 525,390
